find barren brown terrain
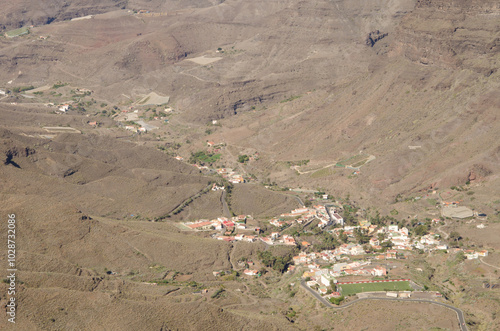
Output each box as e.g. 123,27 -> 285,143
1,0 -> 499,330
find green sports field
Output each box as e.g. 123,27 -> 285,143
339,281 -> 412,296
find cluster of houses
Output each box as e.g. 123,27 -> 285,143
116,108 -> 167,133
184,215 -> 249,232
259,233 -> 297,246
293,249 -> 391,275
213,268 -> 260,277
214,231 -> 297,246
271,206 -> 344,228
460,248 -> 489,260
216,168 -> 245,184
124,125 -> 148,133
304,260 -> 387,280
58,104 -> 70,113
330,223 -> 449,252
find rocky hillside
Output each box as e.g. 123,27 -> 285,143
393,0 -> 500,74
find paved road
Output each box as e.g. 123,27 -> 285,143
293,195 -> 305,207
301,280 -> 467,331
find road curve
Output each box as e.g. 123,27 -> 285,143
479,258 -> 500,270
300,280 -> 467,331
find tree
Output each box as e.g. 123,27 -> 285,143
354,228 -> 369,244
338,230 -> 348,244
380,239 -> 393,251
342,205 -> 357,225
238,154 -> 249,163
257,251 -> 292,273
414,224 -> 429,237
329,296 -> 345,305
370,210 -> 382,225
315,232 -> 339,251
378,233 -> 386,242
449,231 -> 462,244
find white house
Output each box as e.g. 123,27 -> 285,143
243,269 -> 258,276
388,225 -> 398,232
331,213 -> 344,226
320,273 -> 336,287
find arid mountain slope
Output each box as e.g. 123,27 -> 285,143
0,0 -> 499,329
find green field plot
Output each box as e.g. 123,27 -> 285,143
189,151 -> 221,164
339,281 -> 412,296
5,27 -> 29,38
310,167 -> 332,178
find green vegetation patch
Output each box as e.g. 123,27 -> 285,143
12,86 -> 35,93
238,154 -> 249,163
52,82 -> 68,89
310,167 -> 332,178
280,95 -> 301,103
189,151 -> 221,164
5,27 -> 29,38
285,160 -> 310,167
340,281 -> 411,296
329,296 -> 345,305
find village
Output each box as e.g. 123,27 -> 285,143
180,194 -> 489,305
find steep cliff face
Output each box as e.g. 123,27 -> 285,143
0,0 -> 214,32
393,0 -> 500,74
0,0 -> 127,31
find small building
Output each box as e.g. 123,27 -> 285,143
477,250 -> 488,257
306,280 -> 318,287
186,221 -> 213,230
243,269 -> 259,276
465,250 -> 479,260
370,266 -> 387,276
59,104 -> 70,112
318,286 -> 328,295
388,225 -> 398,232
320,273 -> 336,287
331,213 -> 344,226
399,291 -> 411,298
